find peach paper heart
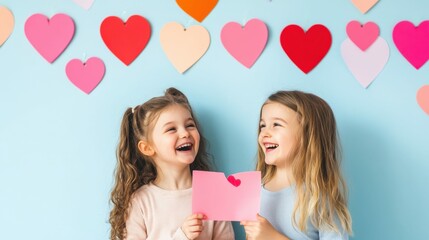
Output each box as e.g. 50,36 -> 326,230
66,57 -> 105,94
417,85 -> 429,115
160,22 -> 210,73
351,0 -> 379,14
0,6 -> 14,46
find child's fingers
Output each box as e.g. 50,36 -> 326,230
186,218 -> 203,226
188,225 -> 204,233
188,213 -> 205,220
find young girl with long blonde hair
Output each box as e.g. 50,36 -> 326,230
241,90 -> 352,240
109,88 -> 234,240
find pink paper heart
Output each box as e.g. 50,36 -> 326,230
393,21 -> 429,70
341,37 -> 389,88
73,0 -> 94,10
160,22 -> 210,73
350,0 -> 379,14
66,57 -> 105,94
221,18 -> 268,68
0,6 -> 14,46
417,85 -> 429,115
25,13 -> 75,63
227,175 -> 241,187
346,20 -> 379,51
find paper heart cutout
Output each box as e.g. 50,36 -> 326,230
417,85 -> 429,115
221,18 -> 268,68
393,21 -> 429,70
160,22 -> 210,73
176,0 -> 218,22
346,20 -> 379,51
227,175 -> 241,187
341,37 -> 389,88
66,57 -> 105,94
73,0 -> 94,10
0,6 -> 14,46
100,15 -> 151,66
24,13 -> 75,63
351,0 -> 379,14
280,24 -> 332,74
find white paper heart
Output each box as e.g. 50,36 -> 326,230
341,37 -> 389,88
73,0 -> 94,10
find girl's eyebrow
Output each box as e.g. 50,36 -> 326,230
162,117 -> 194,127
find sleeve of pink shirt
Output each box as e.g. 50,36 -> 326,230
125,197 -> 147,240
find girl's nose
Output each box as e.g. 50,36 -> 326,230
180,129 -> 190,138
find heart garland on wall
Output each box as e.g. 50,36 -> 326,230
0,6 -> 14,46
72,0 -> 95,10
341,21 -> 389,88
350,0 -> 379,14
24,13 -> 75,63
221,18 -> 268,68
100,15 -> 151,66
176,0 -> 218,22
280,24 -> 332,74
393,21 -> 429,70
66,57 -> 105,94
417,85 -> 429,115
160,22 -> 210,73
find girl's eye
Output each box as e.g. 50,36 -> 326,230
274,123 -> 282,127
167,127 -> 176,132
186,123 -> 196,128
259,124 -> 266,129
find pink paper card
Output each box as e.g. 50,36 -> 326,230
192,170 -> 261,221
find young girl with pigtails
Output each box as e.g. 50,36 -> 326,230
109,87 -> 234,240
241,90 -> 352,240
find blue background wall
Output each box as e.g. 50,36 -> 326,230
1,1 -> 428,239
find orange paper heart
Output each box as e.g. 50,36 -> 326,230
176,0 -> 218,22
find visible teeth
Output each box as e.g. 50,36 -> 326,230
177,143 -> 192,151
265,144 -> 278,149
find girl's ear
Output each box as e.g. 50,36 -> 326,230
138,140 -> 155,157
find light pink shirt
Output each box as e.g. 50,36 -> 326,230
125,183 -> 235,240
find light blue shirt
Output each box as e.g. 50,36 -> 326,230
260,185 -> 348,240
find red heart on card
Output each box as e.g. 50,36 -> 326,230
227,175 -> 241,187
176,0 -> 218,22
100,15 -> 151,66
280,24 -> 332,74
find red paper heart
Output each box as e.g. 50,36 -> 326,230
100,15 -> 151,66
280,24 -> 332,74
176,0 -> 218,22
227,175 -> 241,187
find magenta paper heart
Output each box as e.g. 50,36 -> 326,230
346,20 -> 379,51
341,37 -> 389,88
417,85 -> 429,115
221,18 -> 268,68
66,57 -> 105,94
227,175 -> 241,187
73,0 -> 94,10
393,21 -> 429,69
25,13 -> 75,63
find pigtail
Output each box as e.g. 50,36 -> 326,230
109,107 -> 157,240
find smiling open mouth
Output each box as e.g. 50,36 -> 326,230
176,143 -> 192,151
265,144 -> 278,150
